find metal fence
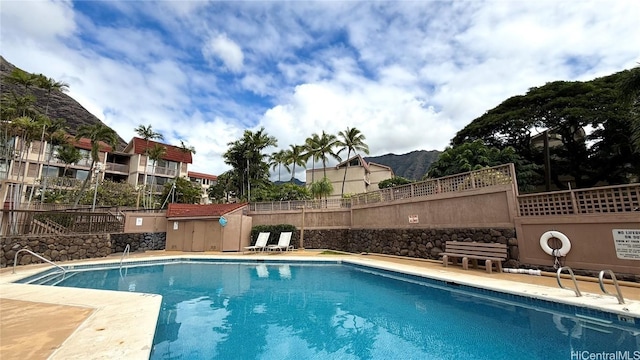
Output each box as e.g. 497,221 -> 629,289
517,183 -> 640,216
250,164 -> 516,211
1,209 -> 125,236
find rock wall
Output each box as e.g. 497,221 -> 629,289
111,233 -> 166,253
303,228 -> 519,263
1,234 -> 112,268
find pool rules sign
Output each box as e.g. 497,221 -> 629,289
612,229 -> 640,260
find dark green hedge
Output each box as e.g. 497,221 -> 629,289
250,224 -> 297,247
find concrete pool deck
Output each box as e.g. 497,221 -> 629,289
1,250 -> 639,359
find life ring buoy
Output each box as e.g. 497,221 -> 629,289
540,231 -> 571,256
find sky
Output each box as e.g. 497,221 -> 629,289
1,0 -> 639,181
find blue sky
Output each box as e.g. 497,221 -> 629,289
1,0 -> 639,180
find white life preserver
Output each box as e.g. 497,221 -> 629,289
540,231 -> 571,257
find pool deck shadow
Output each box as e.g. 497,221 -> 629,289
1,250 -> 639,359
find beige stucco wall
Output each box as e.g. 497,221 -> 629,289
250,209 -> 351,229
515,213 -> 640,274
123,212 -> 167,233
351,185 -> 517,229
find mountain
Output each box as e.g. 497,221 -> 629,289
274,178 -> 305,186
365,150 -> 441,180
0,56 -> 127,149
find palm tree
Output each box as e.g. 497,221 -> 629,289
223,127 -> 277,200
134,124 -> 164,195
6,69 -> 37,94
56,142 -> 82,177
283,144 -> 307,183
315,131 -> 341,179
145,144 -> 167,208
36,75 -> 69,116
336,127 -> 369,197
179,140 -> 196,155
72,123 -> 118,207
305,133 -> 321,184
40,119 -> 68,203
268,149 -> 289,182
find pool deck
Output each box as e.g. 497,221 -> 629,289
1,250 -> 639,359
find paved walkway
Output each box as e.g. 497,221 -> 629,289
1,250 -> 639,359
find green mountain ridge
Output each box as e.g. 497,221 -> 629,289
365,150 -> 441,180
0,56 -> 128,149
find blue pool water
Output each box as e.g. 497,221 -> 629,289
23,260 -> 640,360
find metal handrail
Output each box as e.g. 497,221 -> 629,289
12,249 -> 66,280
120,244 -> 130,268
598,270 -> 625,304
556,266 -> 582,297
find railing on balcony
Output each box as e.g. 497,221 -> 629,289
148,166 -> 177,177
105,162 -> 129,173
517,183 -> 640,216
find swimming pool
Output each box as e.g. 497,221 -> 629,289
17,259 -> 640,360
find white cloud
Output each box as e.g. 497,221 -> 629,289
202,34 -> 244,73
2,0 -> 639,183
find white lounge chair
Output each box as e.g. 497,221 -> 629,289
267,232 -> 293,252
244,232 -> 270,253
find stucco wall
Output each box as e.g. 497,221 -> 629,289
515,213 -> 640,276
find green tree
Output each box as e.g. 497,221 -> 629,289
36,75 -> 69,116
223,127 -> 277,200
310,177 -> 333,200
378,176 -> 413,189
55,142 -> 82,177
161,177 -> 202,206
283,144 -> 307,183
179,140 -> 196,155
312,131 -> 341,179
208,170 -> 234,203
453,70 -> 640,189
268,149 -> 289,183
72,123 -> 118,207
336,127 -> 369,196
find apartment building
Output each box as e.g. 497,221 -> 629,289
0,135 -> 217,205
188,171 -> 218,204
305,154 -> 393,198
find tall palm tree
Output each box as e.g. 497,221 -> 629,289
6,69 -> 37,94
336,127 -> 369,197
72,123 -> 118,207
134,124 -> 164,193
37,75 -> 69,115
268,149 -> 289,182
283,144 -> 307,183
179,140 -> 196,155
56,142 -> 82,177
40,119 -> 68,203
223,127 -> 277,200
146,144 -> 167,208
315,131 -> 341,179
304,133 -> 321,184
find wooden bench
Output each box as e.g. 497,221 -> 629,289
440,241 -> 508,274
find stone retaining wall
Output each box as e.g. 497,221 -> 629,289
303,228 -> 519,264
111,233 -> 166,253
1,234 -> 112,268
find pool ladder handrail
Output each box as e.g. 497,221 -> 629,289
119,244 -> 130,278
119,244 -> 130,268
556,266 -> 582,297
12,249 -> 66,280
598,269 -> 625,304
